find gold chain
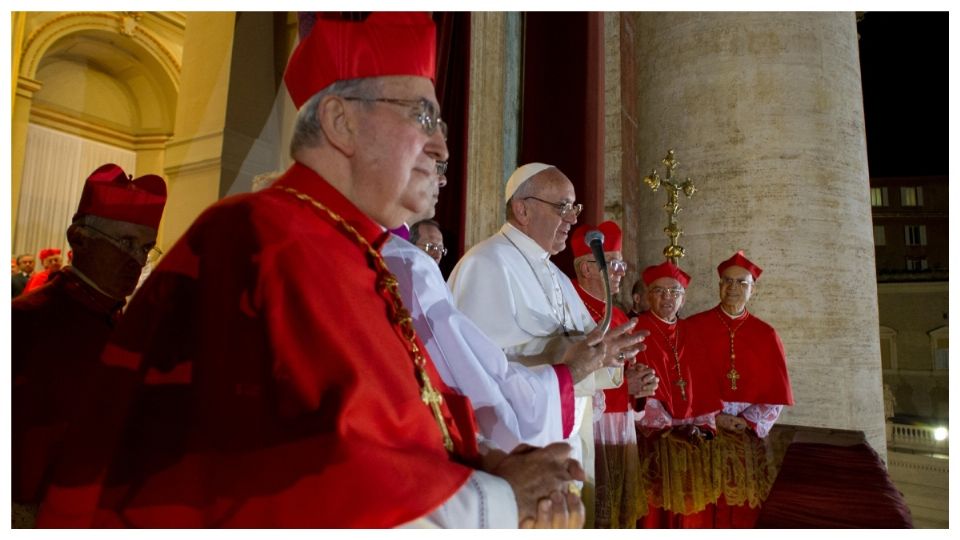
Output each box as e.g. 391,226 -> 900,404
276,185 -> 454,452
715,308 -> 749,390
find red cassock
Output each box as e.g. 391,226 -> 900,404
635,313 -> 722,421
685,305 -> 793,407
572,280 -> 630,412
22,269 -> 52,294
38,162 -> 478,528
12,268 -> 125,505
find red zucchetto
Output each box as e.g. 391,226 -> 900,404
717,250 -> 763,280
38,248 -> 61,262
641,260 -> 691,288
284,12 -> 437,109
74,164 -> 167,229
571,221 -> 623,258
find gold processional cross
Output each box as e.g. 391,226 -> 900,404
643,150 -> 697,265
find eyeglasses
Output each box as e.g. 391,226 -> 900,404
436,160 -> 448,176
720,277 -> 753,289
649,286 -> 685,298
84,224 -> 161,263
343,96 -> 448,140
587,259 -> 627,273
419,242 -> 448,258
523,196 -> 583,218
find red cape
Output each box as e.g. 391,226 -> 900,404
686,305 -> 794,406
572,280 -> 631,412
635,312 -> 722,418
38,163 -> 478,528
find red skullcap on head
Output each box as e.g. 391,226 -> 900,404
74,164 -> 167,229
642,261 -> 691,288
571,221 -> 623,258
38,248 -> 61,262
284,12 -> 437,109
717,250 -> 763,279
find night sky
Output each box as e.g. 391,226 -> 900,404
857,11 -> 949,178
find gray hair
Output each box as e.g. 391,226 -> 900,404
289,78 -> 383,156
410,219 -> 441,245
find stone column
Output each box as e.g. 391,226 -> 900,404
627,12 -> 886,455
11,76 -> 41,236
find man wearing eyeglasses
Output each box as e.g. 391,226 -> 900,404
683,251 -> 793,527
21,248 -> 63,295
449,163 -> 647,524
410,219 -> 447,264
569,221 -> 660,528
38,13 -> 583,530
632,261 -> 723,528
12,163 -> 166,527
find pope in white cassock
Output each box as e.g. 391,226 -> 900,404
447,163 -> 647,499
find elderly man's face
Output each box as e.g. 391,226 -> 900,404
72,217 -> 159,300
17,256 -> 35,274
522,169 -> 578,255
415,223 -> 445,264
646,276 -> 685,322
719,265 -> 755,315
582,250 -> 625,295
43,255 -> 62,272
350,76 -> 449,229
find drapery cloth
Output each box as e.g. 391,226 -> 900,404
382,234 -> 574,451
15,124 -> 135,257
756,442 -> 913,528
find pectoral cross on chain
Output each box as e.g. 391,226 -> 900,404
419,366 -> 454,452
726,367 -> 740,390
675,377 -> 688,401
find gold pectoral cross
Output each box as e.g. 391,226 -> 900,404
675,377 -> 688,401
727,367 -> 740,390
419,367 -> 454,452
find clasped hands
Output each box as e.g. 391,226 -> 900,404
562,319 -> 648,383
482,442 -> 585,528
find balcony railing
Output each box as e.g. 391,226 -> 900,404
887,421 -> 949,453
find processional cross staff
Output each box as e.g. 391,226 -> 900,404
642,149 -> 696,265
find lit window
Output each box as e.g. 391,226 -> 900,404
904,225 -> 927,246
906,257 -> 929,271
873,225 -> 886,246
901,186 -> 924,207
930,326 -> 948,370
871,187 -> 888,207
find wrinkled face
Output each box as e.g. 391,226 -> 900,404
17,256 -> 35,274
582,250 -> 625,295
42,255 -> 62,272
414,223 -> 445,264
72,217 -> 159,300
521,169 -> 578,255
349,76 -> 449,229
645,276 -> 686,322
719,265 -> 755,315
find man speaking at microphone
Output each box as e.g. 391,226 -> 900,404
449,163 -> 647,523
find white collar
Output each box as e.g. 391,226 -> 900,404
720,305 -> 748,319
501,222 -> 550,261
651,312 -> 678,325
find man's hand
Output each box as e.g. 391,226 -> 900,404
560,328 -> 606,383
483,442 -> 585,526
716,413 -> 748,432
626,362 -> 659,398
601,319 -> 647,368
519,490 -> 585,529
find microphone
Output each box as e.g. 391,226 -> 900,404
583,229 -> 612,337
584,230 -> 607,271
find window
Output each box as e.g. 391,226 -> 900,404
901,186 -> 924,207
870,187 -> 888,207
873,225 -> 886,246
904,225 -> 927,246
879,326 -> 897,370
929,326 -> 948,370
906,257 -> 928,271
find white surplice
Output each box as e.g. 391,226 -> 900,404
448,222 -> 622,473
382,234 -> 572,452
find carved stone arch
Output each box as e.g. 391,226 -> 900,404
20,12 -> 180,91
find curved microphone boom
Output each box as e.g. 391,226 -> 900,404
584,230 -> 613,337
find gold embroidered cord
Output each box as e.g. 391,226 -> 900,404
276,185 -> 454,452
